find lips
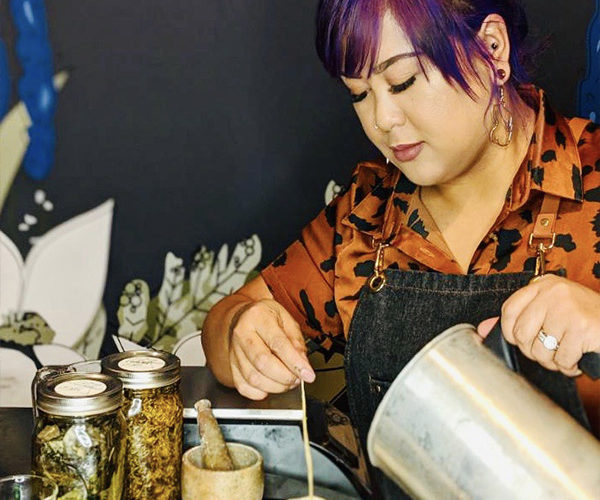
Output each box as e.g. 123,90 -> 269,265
390,142 -> 424,162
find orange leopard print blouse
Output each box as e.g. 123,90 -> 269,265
262,87 -> 600,356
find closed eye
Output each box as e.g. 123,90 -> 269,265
391,75 -> 416,94
350,75 -> 416,103
350,90 -> 368,104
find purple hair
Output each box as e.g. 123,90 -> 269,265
316,0 -> 531,96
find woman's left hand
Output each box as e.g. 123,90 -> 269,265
478,274 -> 600,377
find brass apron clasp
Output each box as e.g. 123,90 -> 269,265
368,240 -> 389,293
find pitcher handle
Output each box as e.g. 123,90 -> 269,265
482,323 -> 521,374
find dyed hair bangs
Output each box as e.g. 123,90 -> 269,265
316,0 -> 531,94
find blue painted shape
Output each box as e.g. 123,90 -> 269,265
9,0 -> 57,180
0,34 -> 10,119
579,0 -> 600,122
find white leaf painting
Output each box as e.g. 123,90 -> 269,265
20,200 -> 114,347
158,253 -> 185,318
325,179 -> 343,205
0,345 -> 86,407
0,200 -> 114,406
0,348 -> 37,407
173,331 -> 206,367
117,280 -> 150,342
112,335 -> 147,353
33,344 -> 85,367
114,235 -> 262,366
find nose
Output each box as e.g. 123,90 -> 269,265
374,91 -> 406,132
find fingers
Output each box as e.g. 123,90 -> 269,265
278,307 -> 315,382
500,281 -> 541,346
553,331 -> 583,376
254,302 -> 315,382
258,324 -> 314,383
511,292 -> 548,362
234,327 -> 299,387
232,344 -> 298,394
229,299 -> 315,400
279,307 -> 308,355
528,327 -> 564,371
500,275 -> 588,377
230,360 -> 268,401
505,280 -> 565,370
477,317 -> 499,338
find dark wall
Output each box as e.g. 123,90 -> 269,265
523,1 -> 596,114
0,1 -> 596,340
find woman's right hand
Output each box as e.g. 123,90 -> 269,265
227,298 -> 315,400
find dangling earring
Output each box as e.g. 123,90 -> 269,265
386,158 -> 390,165
489,85 -> 513,147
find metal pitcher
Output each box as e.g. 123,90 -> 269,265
367,324 -> 600,500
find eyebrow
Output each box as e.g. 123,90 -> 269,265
373,52 -> 418,74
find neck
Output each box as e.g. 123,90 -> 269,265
423,104 -> 535,215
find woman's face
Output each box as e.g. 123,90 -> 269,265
342,12 -> 494,187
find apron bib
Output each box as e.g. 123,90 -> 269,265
344,269 -> 589,499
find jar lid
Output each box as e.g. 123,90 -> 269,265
37,373 -> 123,417
101,351 -> 180,389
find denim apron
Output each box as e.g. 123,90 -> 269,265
344,268 -> 590,499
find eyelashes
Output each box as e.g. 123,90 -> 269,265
350,75 -> 417,104
350,90 -> 368,103
390,75 -> 416,94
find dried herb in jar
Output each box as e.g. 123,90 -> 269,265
32,373 -> 126,500
102,351 -> 183,500
123,384 -> 183,499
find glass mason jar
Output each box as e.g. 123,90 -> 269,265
102,351 -> 183,500
32,372 -> 126,499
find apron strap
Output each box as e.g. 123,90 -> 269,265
528,117 -> 588,266
529,194 -> 560,247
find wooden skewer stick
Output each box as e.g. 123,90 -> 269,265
194,399 -> 234,471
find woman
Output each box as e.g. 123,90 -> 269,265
203,0 -> 600,497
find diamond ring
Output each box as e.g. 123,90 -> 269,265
537,330 -> 559,351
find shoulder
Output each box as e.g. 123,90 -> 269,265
577,120 -> 600,194
577,119 -> 600,157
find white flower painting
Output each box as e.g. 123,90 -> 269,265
0,200 -> 114,407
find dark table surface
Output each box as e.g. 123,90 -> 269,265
0,366 -> 302,477
0,407 -> 33,476
0,367 -> 362,499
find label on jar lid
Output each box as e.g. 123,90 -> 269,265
118,356 -> 166,372
55,379 -> 107,397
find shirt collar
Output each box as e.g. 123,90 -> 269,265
510,86 -> 583,207
342,86 -> 583,240
340,161 -> 401,240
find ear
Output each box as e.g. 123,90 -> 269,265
478,13 -> 511,84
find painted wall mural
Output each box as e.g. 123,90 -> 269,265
0,1 -> 598,411
8,0 -> 58,180
0,15 -> 9,118
114,236 -> 262,366
0,201 -> 112,405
